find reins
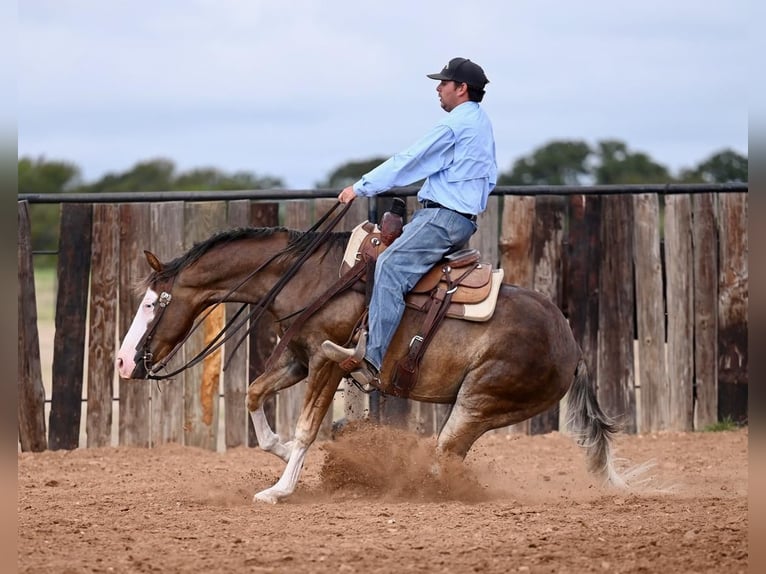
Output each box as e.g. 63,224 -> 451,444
144,200 -> 352,380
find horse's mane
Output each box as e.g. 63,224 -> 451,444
281,228 -> 351,263
140,226 -> 351,288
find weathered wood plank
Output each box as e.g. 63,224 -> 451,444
118,203 -> 152,447
498,195 -> 536,434
333,197 -> 370,424
566,194 -> 602,392
313,197 -> 345,440
223,199 -> 251,448
633,194 -> 666,432
664,194 -> 694,430
278,200 -> 314,441
49,203 -> 93,450
599,195 -> 636,432
470,195 -> 499,266
498,196 -> 535,289
530,196 -> 565,434
86,204 -> 119,448
17,201 -> 47,452
717,192 -> 748,424
247,202 -> 279,447
370,197 -> 411,428
149,201 -> 185,446
184,201 -> 227,450
691,193 -> 718,429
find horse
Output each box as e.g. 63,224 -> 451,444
116,225 -> 626,503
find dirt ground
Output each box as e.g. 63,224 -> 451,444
18,424 -> 747,574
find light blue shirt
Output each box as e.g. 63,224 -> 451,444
352,101 -> 497,215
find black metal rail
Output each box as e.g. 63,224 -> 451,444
18,182 -> 748,204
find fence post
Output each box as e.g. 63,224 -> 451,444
717,193 -> 748,424
222,199 -> 251,449
183,201 -> 227,450
691,193 -> 718,428
278,201 -> 314,441
665,194 -> 694,430
599,195 -> 636,432
498,195 -> 536,434
471,195 -> 499,267
565,194 -> 602,431
149,201 -> 186,445
247,202 -> 279,447
48,203 -> 93,450
529,196 -> 565,434
17,201 -> 47,452
86,204 -> 119,447
338,199 -> 372,425
633,194 -> 666,432
118,203 -> 152,447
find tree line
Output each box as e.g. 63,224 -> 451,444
18,138 -> 747,261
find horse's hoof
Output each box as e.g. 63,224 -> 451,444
253,490 -> 280,505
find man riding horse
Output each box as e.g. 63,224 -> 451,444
321,57 -> 497,387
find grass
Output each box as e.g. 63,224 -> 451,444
702,416 -> 738,432
33,265 -> 57,322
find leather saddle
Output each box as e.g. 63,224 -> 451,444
341,222 -> 497,316
337,221 -> 505,398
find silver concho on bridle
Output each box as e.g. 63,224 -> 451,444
158,291 -> 172,308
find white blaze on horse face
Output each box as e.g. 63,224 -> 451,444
116,288 -> 159,378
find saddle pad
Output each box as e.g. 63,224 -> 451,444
405,269 -> 505,322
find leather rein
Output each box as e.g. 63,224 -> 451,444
140,201 -> 352,380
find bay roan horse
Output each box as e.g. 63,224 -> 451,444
116,226 -> 626,503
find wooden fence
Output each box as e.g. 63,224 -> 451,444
17,186 -> 748,452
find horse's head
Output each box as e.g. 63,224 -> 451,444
116,250 -> 197,379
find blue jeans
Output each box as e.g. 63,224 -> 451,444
365,207 -> 477,371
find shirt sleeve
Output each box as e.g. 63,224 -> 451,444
352,124 -> 455,197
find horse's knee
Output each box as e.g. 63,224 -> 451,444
246,388 -> 261,411
246,379 -> 269,411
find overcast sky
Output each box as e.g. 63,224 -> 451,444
18,0 -> 748,188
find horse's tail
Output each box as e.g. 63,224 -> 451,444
566,357 -> 626,488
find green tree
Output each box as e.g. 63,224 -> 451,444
498,140 -> 592,186
82,159 -> 284,192
82,158 -> 176,193
18,157 -> 82,263
316,157 -> 388,188
678,148 -> 748,183
593,140 -> 671,184
173,167 -> 283,190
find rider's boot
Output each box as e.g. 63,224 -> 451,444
320,331 -> 379,388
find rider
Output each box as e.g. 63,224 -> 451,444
321,57 -> 497,386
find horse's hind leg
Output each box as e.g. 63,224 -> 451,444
436,385 -> 526,461
436,402 -> 502,461
247,350 -> 308,463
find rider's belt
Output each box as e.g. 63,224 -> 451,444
420,200 -> 477,222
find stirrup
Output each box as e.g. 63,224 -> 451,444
320,331 -> 367,371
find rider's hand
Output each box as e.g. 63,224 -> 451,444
338,186 -> 357,204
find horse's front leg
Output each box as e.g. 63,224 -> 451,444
247,350 -> 307,463
254,360 -> 343,504
249,407 -> 296,463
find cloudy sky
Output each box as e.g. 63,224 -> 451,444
18,0 -> 748,188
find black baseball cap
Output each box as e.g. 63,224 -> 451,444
427,57 -> 489,89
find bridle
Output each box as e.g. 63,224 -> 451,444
136,200 -> 353,380
133,277 -> 177,378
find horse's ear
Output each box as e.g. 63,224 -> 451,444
144,250 -> 164,272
